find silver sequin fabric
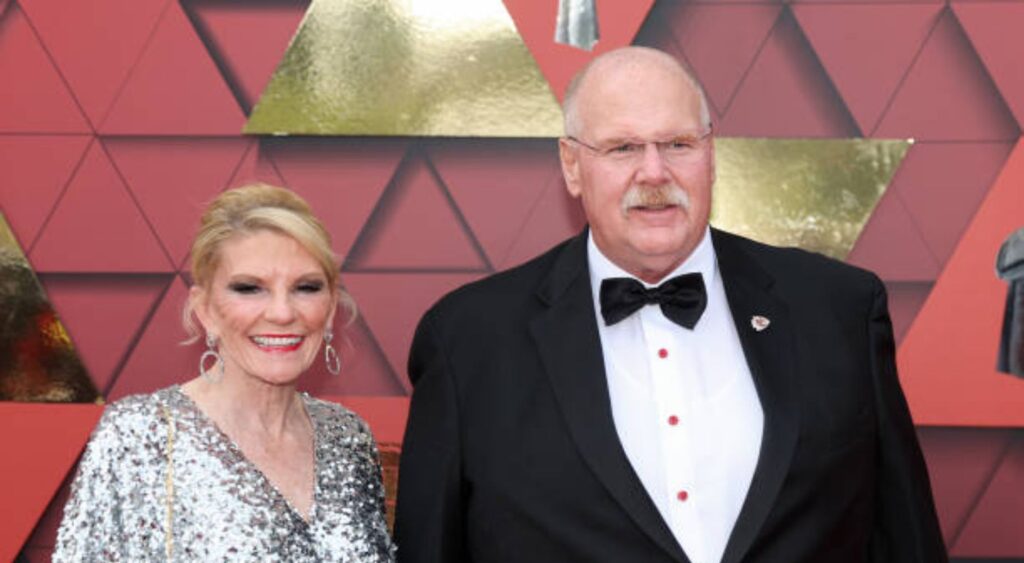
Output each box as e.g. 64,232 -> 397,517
53,385 -> 396,562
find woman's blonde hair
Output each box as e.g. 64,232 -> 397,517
182,183 -> 354,341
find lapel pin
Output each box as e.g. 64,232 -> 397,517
751,315 -> 770,332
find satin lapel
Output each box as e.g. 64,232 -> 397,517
713,230 -> 801,563
529,233 -> 688,563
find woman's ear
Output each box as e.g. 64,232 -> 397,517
189,284 -> 216,337
326,289 -> 340,330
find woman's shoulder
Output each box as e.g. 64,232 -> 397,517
304,395 -> 368,428
303,395 -> 377,443
92,386 -> 181,439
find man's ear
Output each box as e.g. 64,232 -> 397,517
708,137 -> 717,185
559,138 -> 583,199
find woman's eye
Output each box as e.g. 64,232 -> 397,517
228,283 -> 261,294
297,282 -> 324,293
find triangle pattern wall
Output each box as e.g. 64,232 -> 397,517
0,0 -> 1022,558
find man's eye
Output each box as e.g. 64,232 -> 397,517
228,283 -> 261,294
609,143 -> 642,155
668,138 -> 697,150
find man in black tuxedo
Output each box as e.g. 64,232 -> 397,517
394,46 -> 946,563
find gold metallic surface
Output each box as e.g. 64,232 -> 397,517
0,213 -> 99,403
712,138 -> 910,260
246,0 -> 564,137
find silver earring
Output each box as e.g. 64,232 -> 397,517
324,327 -> 341,376
199,334 -> 224,382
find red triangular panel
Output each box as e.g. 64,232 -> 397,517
108,277 -> 198,400
105,137 -> 250,266
29,142 -> 174,273
501,179 -> 585,270
792,3 -> 941,134
100,2 -> 245,135
180,0 -> 310,112
845,191 -> 940,281
916,428 -> 1014,543
952,438 -> 1024,555
0,4 -> 90,133
886,282 -> 932,345
227,140 -> 286,191
503,0 -> 654,101
343,273 -> 483,387
643,3 -> 781,118
0,135 -> 90,247
875,8 -> 1019,141
265,138 -> 407,264
898,139 -> 1024,427
954,2 -> 1024,130
345,154 -> 488,271
20,472 -> 74,558
0,403 -> 103,563
428,140 -> 559,267
297,314 -> 407,398
719,10 -> 857,137
893,141 -> 1014,268
18,0 -> 168,128
39,274 -> 172,393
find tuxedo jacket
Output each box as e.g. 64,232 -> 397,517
394,228 -> 947,563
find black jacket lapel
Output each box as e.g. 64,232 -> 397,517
713,229 -> 801,563
528,232 -> 689,563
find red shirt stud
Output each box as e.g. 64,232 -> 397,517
658,348 -> 668,358
677,490 -> 689,502
668,415 -> 679,426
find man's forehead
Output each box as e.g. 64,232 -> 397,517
578,80 -> 703,139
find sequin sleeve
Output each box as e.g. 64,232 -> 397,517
53,395 -> 166,562
309,398 -> 397,562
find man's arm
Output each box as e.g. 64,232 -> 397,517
395,309 -> 468,563
866,278 -> 949,562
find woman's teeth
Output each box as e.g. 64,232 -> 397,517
251,336 -> 302,347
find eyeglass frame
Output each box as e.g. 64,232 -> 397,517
563,125 -> 715,164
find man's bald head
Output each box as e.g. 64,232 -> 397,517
562,47 -> 711,138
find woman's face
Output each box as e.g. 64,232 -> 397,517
193,230 -> 336,386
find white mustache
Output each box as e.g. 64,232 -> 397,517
621,185 -> 690,212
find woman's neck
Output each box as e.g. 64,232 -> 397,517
181,373 -> 307,441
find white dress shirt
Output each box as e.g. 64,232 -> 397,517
587,229 -> 764,563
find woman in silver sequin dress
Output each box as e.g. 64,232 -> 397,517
54,184 -> 396,562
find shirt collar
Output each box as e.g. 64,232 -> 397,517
587,227 -> 717,299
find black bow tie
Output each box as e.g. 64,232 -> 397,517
600,273 -> 707,329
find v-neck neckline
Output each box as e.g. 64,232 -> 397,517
168,385 -> 321,525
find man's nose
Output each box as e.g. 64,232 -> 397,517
635,143 -> 670,185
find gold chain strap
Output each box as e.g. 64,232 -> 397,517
160,403 -> 176,560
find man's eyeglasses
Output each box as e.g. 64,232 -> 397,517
565,127 -> 713,165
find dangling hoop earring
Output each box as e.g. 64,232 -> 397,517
199,334 -> 224,382
324,327 -> 341,376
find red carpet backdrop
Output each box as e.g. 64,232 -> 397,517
1,0 -> 1023,560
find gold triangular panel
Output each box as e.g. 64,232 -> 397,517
712,138 -> 910,260
245,0 -> 563,137
0,212 -> 99,403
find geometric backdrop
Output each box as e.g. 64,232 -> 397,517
1,0 -> 1022,560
